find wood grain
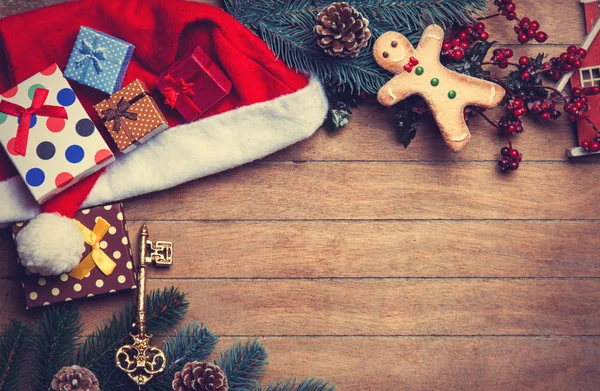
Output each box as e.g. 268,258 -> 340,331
1,0 -> 599,390
3,279 -> 600,336
4,220 -> 599,279
122,163 -> 600,221
213,337 -> 600,391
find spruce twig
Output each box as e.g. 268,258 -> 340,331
146,323 -> 219,391
0,321 -> 29,391
30,305 -> 83,391
217,340 -> 269,391
224,0 -> 487,93
76,287 -> 189,391
257,378 -> 335,391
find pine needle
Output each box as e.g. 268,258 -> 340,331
258,378 -> 335,391
0,321 -> 28,391
217,339 -> 269,391
75,287 -> 189,391
29,305 -> 83,391
224,0 -> 487,93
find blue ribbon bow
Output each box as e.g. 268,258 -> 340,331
74,38 -> 107,74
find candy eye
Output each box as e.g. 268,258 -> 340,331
391,41 -> 398,48
382,51 -> 389,58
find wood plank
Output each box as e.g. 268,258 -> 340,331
4,220 -> 599,279
214,337 -> 600,391
3,279 -> 600,335
122,162 -> 600,221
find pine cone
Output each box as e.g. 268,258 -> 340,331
314,2 -> 371,58
50,365 -> 100,391
172,361 -> 228,391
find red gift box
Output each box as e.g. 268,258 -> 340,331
156,46 -> 232,122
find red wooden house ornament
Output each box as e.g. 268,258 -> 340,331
557,0 -> 600,157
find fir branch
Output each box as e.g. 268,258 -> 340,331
217,340 -> 269,391
164,323 -> 219,371
258,378 -> 335,391
224,0 -> 487,93
146,323 -> 219,391
76,287 -> 189,390
0,321 -> 28,391
30,305 -> 83,391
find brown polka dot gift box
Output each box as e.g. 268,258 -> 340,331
11,203 -> 136,309
94,79 -> 168,153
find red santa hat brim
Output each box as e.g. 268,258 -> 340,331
1,77 -> 326,224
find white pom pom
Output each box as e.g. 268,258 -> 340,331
16,213 -> 85,276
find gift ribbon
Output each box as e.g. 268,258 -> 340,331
0,88 -> 68,156
101,91 -> 151,144
75,38 -> 107,74
69,217 -> 117,280
160,74 -> 201,115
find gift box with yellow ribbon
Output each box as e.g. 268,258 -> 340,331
11,203 -> 135,309
94,79 -> 168,153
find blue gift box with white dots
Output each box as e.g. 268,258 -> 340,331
0,64 -> 115,204
64,26 -> 135,94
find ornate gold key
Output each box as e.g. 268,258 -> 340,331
116,224 -> 173,388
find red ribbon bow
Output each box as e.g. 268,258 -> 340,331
0,88 -> 68,156
161,75 -> 195,109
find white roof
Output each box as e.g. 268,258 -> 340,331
556,2 -> 600,91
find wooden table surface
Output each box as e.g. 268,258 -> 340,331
1,0 -> 600,390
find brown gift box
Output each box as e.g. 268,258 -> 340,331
94,79 -> 168,153
12,203 -> 136,309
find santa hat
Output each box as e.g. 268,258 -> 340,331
0,0 -> 327,275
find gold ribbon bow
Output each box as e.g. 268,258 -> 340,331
69,217 -> 117,280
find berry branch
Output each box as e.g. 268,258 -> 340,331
437,0 -> 600,171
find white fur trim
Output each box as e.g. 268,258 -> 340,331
0,77 -> 327,225
16,213 -> 85,276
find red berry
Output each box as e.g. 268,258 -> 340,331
504,49 -> 514,58
458,32 -> 468,41
521,71 -> 531,81
577,48 -> 587,58
509,149 -> 520,159
509,161 -> 520,170
475,22 -> 486,32
404,64 -> 413,72
518,33 -> 528,43
501,147 -> 511,156
590,141 -> 600,152
540,112 -> 550,120
572,88 -> 582,97
521,17 -> 531,24
452,38 -> 461,47
519,56 -> 530,65
581,140 -> 590,149
442,42 -> 451,51
527,29 -> 536,38
460,41 -> 469,50
530,21 -> 540,30
498,158 -> 510,169
567,45 -> 577,54
495,52 -> 506,61
507,11 -> 517,20
452,49 -> 465,61
480,31 -> 489,41
535,31 -> 548,43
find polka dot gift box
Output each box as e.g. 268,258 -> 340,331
0,64 -> 115,204
94,79 -> 168,153
64,26 -> 135,94
11,203 -> 135,309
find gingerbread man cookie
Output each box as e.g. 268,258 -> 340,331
373,25 -> 506,151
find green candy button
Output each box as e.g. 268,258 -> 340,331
430,78 -> 439,87
448,90 -> 457,99
415,66 -> 424,75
